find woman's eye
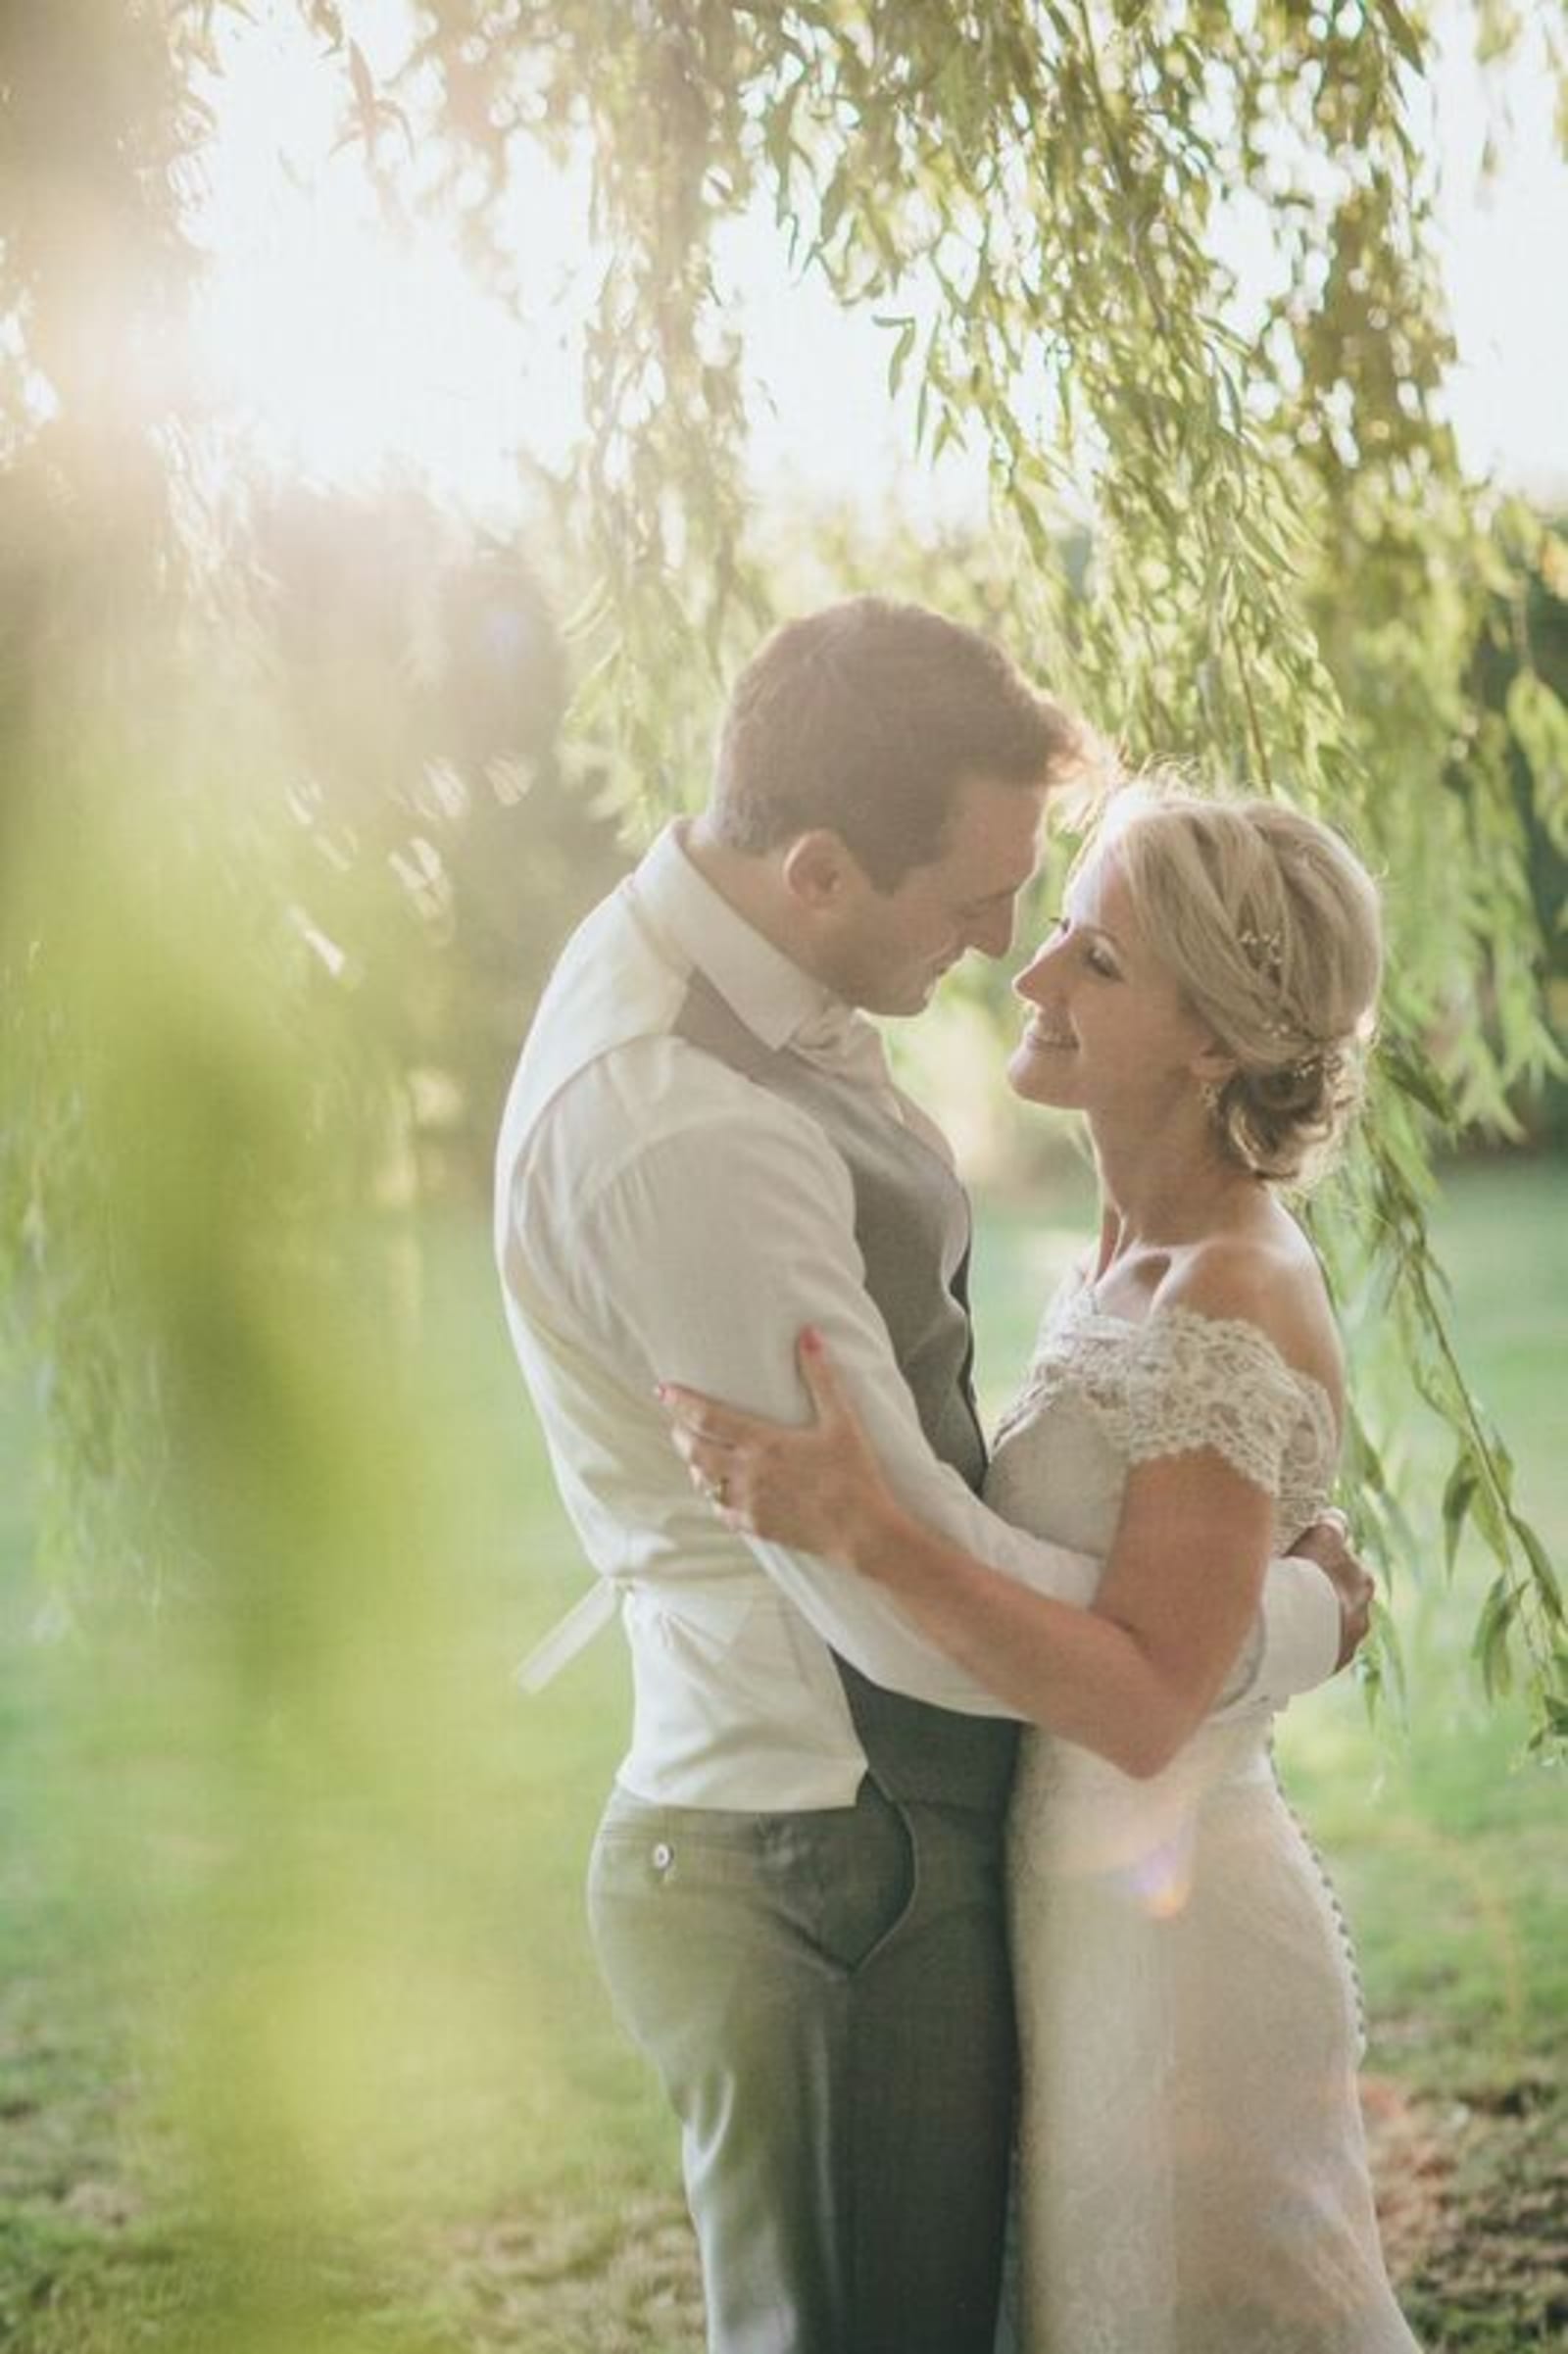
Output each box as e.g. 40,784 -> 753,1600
1086,946 -> 1118,978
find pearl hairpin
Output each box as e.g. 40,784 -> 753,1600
1237,923 -> 1284,980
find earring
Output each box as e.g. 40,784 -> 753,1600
1198,1076 -> 1223,1117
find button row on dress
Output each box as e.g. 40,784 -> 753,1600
1269,1749 -> 1369,2062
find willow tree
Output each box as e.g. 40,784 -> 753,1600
3,0 -> 1565,1748
318,0 -> 1568,1737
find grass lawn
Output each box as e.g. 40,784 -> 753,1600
1,1156 -> 1563,2351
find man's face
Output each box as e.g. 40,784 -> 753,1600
820,774 -> 1049,1015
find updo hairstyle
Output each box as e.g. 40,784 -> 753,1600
1097,785 -> 1384,1186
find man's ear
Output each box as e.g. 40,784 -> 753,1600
781,830 -> 858,910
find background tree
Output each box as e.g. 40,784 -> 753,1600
372,0 -> 1568,1734
1,8 -> 1564,2347
27,0 -> 1547,1724
3,0 -> 1567,1800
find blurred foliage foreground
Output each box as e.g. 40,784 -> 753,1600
1,3 -> 1567,2345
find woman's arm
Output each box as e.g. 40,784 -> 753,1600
852,1448 -> 1275,1778
662,1328 -> 1277,1780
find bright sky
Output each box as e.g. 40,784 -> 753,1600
188,2 -> 1568,522
1423,10 -> 1568,500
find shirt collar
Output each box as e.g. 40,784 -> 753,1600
632,821 -> 844,1053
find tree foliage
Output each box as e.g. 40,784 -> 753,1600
2,0 -> 1566,1743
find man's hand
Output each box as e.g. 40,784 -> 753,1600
1292,1507 -> 1375,1671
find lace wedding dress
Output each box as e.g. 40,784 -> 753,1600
987,1284 -> 1420,2354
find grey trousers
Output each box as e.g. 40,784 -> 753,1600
587,1776 -> 1015,2354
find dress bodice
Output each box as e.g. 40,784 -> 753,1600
985,1280 -> 1340,1564
991,1273 -> 1347,1871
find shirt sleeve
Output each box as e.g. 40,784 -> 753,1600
542,1084 -> 1339,1715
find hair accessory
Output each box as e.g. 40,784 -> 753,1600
1289,1043 -> 1344,1088
1237,923 -> 1284,982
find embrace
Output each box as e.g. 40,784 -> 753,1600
495,598 -> 1422,2353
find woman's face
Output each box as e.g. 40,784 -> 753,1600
1007,848 -> 1221,1119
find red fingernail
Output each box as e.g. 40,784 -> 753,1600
801,1327 -> 821,1353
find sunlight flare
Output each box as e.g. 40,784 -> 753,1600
187,8 -> 590,505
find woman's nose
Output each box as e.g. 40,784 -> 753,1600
1013,945 -> 1054,1004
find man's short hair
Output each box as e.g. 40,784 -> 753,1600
710,596 -> 1085,889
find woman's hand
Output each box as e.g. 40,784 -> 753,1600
658,1329 -> 901,1568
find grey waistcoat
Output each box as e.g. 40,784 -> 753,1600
674,972 -> 1019,1817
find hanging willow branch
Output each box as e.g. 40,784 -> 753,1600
1,2 -> 1561,1744
285,0 -> 1568,1743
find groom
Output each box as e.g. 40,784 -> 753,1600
495,597 -> 1370,2354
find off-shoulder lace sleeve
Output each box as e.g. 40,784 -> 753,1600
1103,1306 -> 1338,1503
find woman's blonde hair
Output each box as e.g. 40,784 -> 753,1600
1092,782 -> 1383,1185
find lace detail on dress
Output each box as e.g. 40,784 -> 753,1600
994,1292 -> 1338,1542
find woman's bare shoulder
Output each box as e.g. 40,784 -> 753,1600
1153,1218 -> 1344,1406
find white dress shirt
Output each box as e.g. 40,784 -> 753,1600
495,824 -> 1342,1809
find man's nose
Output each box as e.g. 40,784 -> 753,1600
966,905 -> 1017,960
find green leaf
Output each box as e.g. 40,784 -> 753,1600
1512,1514 -> 1565,1627
1505,670 -> 1568,835
1441,1449 -> 1478,1578
1379,1034 -> 1459,1130
878,315 -> 917,399
1473,1577 -> 1519,1698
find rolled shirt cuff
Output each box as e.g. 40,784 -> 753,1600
1250,1554 -> 1343,1704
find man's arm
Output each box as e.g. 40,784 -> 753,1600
534,1082 -> 1341,1712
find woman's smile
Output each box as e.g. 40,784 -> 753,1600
1023,1016 -> 1076,1051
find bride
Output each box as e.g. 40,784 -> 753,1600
662,785 -> 1422,2353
